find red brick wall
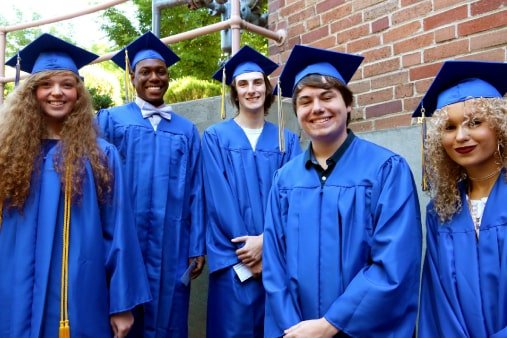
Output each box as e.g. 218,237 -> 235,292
267,0 -> 507,132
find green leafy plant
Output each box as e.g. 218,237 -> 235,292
87,87 -> 114,111
164,76 -> 221,103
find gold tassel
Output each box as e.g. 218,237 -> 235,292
418,107 -> 429,191
60,166 -> 72,337
59,320 -> 70,338
220,66 -> 226,120
124,50 -> 135,103
277,79 -> 285,153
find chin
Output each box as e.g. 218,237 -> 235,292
147,97 -> 165,105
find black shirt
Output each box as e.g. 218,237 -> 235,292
304,130 -> 356,185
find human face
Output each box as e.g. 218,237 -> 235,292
441,100 -> 499,175
296,86 -> 351,146
36,72 -> 78,124
234,71 -> 266,115
131,58 -> 169,106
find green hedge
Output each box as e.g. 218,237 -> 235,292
164,76 -> 222,104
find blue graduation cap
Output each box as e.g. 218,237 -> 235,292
278,44 -> 364,98
111,31 -> 180,70
5,33 -> 98,75
212,45 -> 278,85
413,60 -> 507,117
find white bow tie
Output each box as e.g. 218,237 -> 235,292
141,105 -> 172,120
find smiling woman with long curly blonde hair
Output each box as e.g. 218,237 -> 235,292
417,60 -> 507,338
0,70 -> 111,211
0,33 -> 151,338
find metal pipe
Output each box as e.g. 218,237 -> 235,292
240,21 -> 286,45
160,20 -> 231,45
152,0 -> 187,36
0,32 -> 5,104
1,17 -> 286,77
230,0 -> 241,55
0,0 -> 128,33
152,2 -> 160,37
0,2 -> 287,90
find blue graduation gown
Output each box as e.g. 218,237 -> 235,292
0,139 -> 151,338
419,174 -> 507,338
202,119 -> 301,338
263,136 -> 422,338
97,102 -> 205,338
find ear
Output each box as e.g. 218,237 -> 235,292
129,70 -> 135,83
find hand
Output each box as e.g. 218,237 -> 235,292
250,259 -> 262,278
189,256 -> 205,279
231,234 -> 263,267
283,318 -> 339,338
110,311 -> 134,338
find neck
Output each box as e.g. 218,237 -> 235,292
467,168 -> 501,199
235,110 -> 265,129
311,131 -> 348,165
138,96 -> 165,107
45,120 -> 62,139
311,139 -> 344,169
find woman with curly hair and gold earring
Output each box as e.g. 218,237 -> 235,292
0,34 -> 150,338
415,60 -> 507,338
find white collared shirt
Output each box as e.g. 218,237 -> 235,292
135,97 -> 172,131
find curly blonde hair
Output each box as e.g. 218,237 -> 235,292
0,70 -> 112,213
424,97 -> 507,222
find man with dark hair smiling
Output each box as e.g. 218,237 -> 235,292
262,45 -> 422,338
97,32 -> 205,338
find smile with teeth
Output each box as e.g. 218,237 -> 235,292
48,101 -> 65,107
312,117 -> 331,124
146,86 -> 162,90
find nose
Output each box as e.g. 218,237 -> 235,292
247,82 -> 255,93
455,124 -> 470,142
148,71 -> 160,82
50,84 -> 63,95
311,99 -> 324,113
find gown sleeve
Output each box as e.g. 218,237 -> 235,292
285,131 -> 302,162
263,170 -> 302,338
418,204 -> 468,337
100,144 -> 152,314
188,125 -> 206,258
201,128 -> 250,270
324,156 -> 422,335
96,109 -> 113,141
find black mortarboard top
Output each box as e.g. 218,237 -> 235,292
413,60 -> 507,118
212,45 -> 278,85
110,31 -> 180,70
278,44 -> 364,98
5,33 -> 98,75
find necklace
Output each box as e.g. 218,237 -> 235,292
468,167 -> 501,181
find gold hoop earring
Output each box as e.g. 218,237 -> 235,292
495,140 -> 504,166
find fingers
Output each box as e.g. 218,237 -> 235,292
284,322 -> 300,336
110,311 -> 134,338
231,236 -> 248,243
111,321 -> 118,336
190,256 -> 205,279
